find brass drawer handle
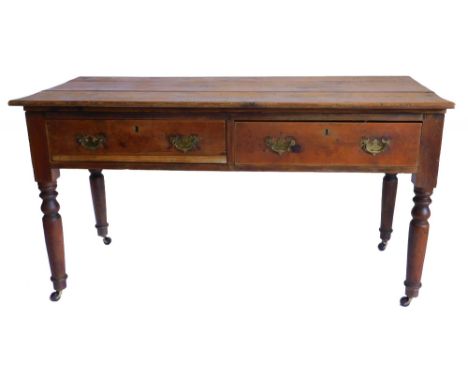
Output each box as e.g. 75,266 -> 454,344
76,134 -> 106,150
169,134 -> 199,153
361,137 -> 390,156
265,136 -> 301,155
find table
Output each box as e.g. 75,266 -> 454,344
9,77 -> 454,305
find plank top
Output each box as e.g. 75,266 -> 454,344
9,76 -> 454,110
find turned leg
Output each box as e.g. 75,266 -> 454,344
378,173 -> 398,251
39,182 -> 67,302
89,169 -> 111,245
400,187 -> 432,307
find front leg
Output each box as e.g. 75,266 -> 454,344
39,181 -> 67,301
401,113 -> 445,306
400,187 -> 432,307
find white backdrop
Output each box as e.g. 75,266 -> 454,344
1,0 -> 466,381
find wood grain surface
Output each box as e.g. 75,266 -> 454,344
9,77 -> 454,110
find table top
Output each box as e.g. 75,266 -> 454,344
9,76 -> 454,110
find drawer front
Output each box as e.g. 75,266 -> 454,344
47,119 -> 226,164
235,122 -> 421,168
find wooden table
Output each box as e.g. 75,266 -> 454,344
9,77 -> 454,305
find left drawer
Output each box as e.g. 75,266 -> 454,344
46,119 -> 227,164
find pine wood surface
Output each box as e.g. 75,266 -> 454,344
9,76 -> 454,110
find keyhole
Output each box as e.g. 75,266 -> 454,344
324,128 -> 330,136
133,125 -> 140,133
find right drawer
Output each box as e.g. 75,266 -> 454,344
234,121 -> 422,168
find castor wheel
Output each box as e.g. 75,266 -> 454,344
49,290 -> 62,302
103,236 -> 112,245
378,241 -> 387,251
400,296 -> 412,307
